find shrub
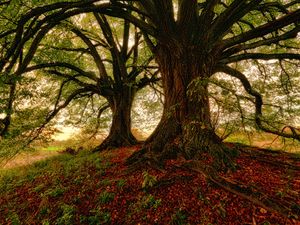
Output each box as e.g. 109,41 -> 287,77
142,171 -> 157,190
141,194 -> 161,209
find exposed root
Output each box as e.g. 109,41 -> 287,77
126,147 -> 166,173
184,160 -> 299,219
125,141 -> 299,219
182,126 -> 239,171
93,134 -> 139,152
126,141 -> 238,173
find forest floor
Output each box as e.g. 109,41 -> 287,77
0,144 -> 299,225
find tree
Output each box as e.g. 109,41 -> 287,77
0,0 -> 112,138
1,0 -> 299,164
0,1 -> 159,150
101,0 -> 300,168
24,13 -> 158,150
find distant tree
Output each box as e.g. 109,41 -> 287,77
0,0 -> 110,138
24,14 -> 158,150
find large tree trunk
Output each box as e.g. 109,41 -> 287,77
128,42 -> 236,169
94,87 -> 138,151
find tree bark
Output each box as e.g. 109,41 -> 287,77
94,86 -> 138,151
128,41 -> 236,169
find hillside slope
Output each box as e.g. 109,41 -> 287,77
0,145 -> 299,224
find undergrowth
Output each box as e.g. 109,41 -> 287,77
0,145 -> 299,225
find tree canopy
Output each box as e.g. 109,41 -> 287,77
0,0 -> 299,157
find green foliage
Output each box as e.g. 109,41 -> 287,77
98,191 -> 115,204
44,186 -> 66,198
6,212 -> 21,225
56,204 -> 75,225
262,222 -> 271,225
39,206 -> 50,217
197,188 -> 211,205
42,219 -> 50,225
117,179 -> 126,188
142,171 -> 157,190
170,210 -> 188,225
86,210 -> 111,225
42,146 -> 61,151
33,183 -> 45,193
213,203 -> 227,218
141,194 -> 161,209
0,137 -> 33,163
100,178 -> 112,186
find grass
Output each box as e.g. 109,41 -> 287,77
98,191 -> 115,204
0,134 -> 299,224
41,146 -> 62,151
0,148 -> 115,224
0,149 -> 110,192
1,130 -> 298,172
224,131 -> 300,153
0,146 -> 60,170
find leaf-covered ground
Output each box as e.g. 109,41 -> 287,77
0,145 -> 299,225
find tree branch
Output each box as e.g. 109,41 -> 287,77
210,0 -> 262,43
0,0 -> 10,6
93,13 -> 126,83
25,62 -> 98,82
89,102 -> 110,139
222,26 -> 300,57
70,25 -> 109,79
27,87 -> 92,144
222,9 -> 300,49
216,65 -> 300,141
220,53 -> 300,64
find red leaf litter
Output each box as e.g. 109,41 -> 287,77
0,145 -> 299,225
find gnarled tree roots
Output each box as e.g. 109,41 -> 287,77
184,161 -> 299,219
126,132 -> 238,172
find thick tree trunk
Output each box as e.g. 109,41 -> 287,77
94,87 -> 138,151
128,42 -> 236,169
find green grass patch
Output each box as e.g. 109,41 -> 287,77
117,179 -> 126,188
224,131 -> 300,153
6,211 -> 21,225
41,146 -> 62,151
0,148 -> 116,224
81,210 -> 111,225
141,194 -> 161,209
56,204 -> 76,225
44,186 -> 66,198
98,191 -> 115,204
0,150 -> 112,195
170,210 -> 188,225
